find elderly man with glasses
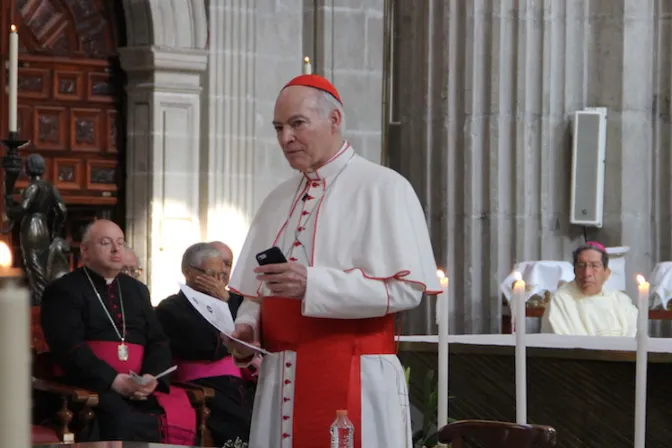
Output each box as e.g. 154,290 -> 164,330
155,242 -> 254,447
121,247 -> 143,280
541,241 -> 638,336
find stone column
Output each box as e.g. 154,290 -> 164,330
120,47 -> 208,304
303,0 -> 385,162
202,0 -> 304,257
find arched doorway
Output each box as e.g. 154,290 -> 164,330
0,0 -> 126,268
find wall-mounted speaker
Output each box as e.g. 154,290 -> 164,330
570,107 -> 608,228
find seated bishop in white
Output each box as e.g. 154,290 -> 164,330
541,242 -> 638,337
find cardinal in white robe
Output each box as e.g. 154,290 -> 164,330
225,72 -> 442,448
541,242 -> 638,337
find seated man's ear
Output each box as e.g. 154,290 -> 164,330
604,267 -> 612,279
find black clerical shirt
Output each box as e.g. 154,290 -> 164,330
40,267 -> 172,393
155,291 -> 243,362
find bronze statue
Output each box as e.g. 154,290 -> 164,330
2,153 -> 68,305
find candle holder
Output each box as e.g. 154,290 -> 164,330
1,131 -> 29,203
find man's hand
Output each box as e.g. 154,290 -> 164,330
249,355 -> 263,377
132,374 -> 158,399
254,262 -> 307,299
111,373 -> 139,397
194,275 -> 229,301
226,323 -> 258,359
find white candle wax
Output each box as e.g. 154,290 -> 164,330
303,56 -> 312,75
8,25 -> 19,133
0,243 -> 30,447
436,270 -> 449,431
634,275 -> 649,448
513,276 -> 527,424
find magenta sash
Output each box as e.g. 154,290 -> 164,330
86,341 -> 197,445
173,355 -> 242,382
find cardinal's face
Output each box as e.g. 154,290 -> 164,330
273,86 -> 342,172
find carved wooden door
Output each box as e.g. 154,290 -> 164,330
0,0 -> 125,268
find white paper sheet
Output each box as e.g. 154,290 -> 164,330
179,283 -> 269,355
130,365 -> 178,385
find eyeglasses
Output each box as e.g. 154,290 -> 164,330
121,266 -> 143,279
190,265 -> 226,280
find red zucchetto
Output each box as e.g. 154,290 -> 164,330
283,74 -> 342,104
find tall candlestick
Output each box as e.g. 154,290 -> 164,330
8,25 -> 19,133
303,56 -> 312,75
0,241 -> 30,447
436,269 -> 449,432
634,274 -> 649,448
512,272 -> 527,424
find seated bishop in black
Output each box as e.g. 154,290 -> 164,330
155,242 -> 257,447
40,219 -> 197,444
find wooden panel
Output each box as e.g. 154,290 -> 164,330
70,108 -> 101,151
16,0 -> 119,58
0,0 -> 125,265
16,104 -> 33,141
106,110 -> 117,152
88,72 -> 114,102
53,70 -> 84,100
53,158 -> 82,190
86,159 -> 117,191
400,347 -> 672,448
33,106 -> 67,150
17,67 -> 50,99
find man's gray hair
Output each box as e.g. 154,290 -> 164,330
317,90 -> 346,131
181,242 -> 221,273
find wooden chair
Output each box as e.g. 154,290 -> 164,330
437,420 -> 557,448
173,381 -> 215,446
31,307 -> 99,443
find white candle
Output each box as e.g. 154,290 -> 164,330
8,25 -> 19,133
0,242 -> 30,447
513,272 -> 527,424
634,274 -> 649,448
303,56 -> 312,75
436,269 -> 449,431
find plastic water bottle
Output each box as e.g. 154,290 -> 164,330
330,409 -> 354,448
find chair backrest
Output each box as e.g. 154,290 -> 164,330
31,306 -> 55,378
438,420 -> 557,448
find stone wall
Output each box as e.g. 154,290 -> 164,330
393,0 -> 670,334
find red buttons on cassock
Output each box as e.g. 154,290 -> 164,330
282,433 -> 290,438
285,362 -> 292,367
283,415 -> 290,420
293,241 -> 301,247
301,211 -> 309,215
284,379 -> 291,385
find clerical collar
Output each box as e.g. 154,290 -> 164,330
303,142 -> 353,181
82,266 -> 117,285
568,280 -> 605,298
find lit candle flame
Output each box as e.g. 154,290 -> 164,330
512,271 -> 522,282
303,56 -> 310,64
636,274 -> 647,285
0,242 -> 13,268
436,269 -> 449,290
10,24 -> 16,33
